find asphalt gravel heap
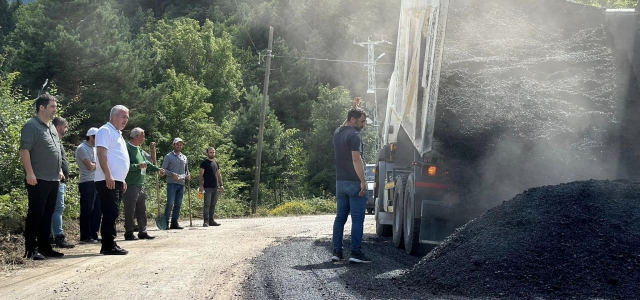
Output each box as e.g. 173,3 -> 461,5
402,179 -> 640,299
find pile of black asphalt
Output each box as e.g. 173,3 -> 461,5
400,179 -> 640,299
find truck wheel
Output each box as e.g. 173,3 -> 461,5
404,174 -> 421,256
367,208 -> 374,215
392,175 -> 407,249
375,198 -> 392,237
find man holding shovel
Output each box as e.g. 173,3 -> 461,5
123,128 -> 164,240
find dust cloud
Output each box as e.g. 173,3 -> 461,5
237,0 -> 402,95
435,0 -> 635,217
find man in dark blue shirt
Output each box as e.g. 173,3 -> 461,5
331,108 -> 372,264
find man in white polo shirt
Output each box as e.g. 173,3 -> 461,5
95,105 -> 130,255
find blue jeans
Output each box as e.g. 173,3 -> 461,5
165,183 -> 185,223
51,183 -> 66,237
332,180 -> 367,253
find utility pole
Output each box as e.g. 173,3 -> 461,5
253,26 -> 274,214
354,36 -> 392,151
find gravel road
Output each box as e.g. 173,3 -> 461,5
0,216 -> 365,300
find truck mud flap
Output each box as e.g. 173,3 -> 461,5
377,211 -> 394,225
419,199 -> 457,243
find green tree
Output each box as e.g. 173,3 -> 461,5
7,0 -> 144,130
230,86 -> 290,199
305,85 -> 352,194
267,37 -> 319,131
153,69 -> 212,149
0,72 -> 32,194
147,18 -> 243,122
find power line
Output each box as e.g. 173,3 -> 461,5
294,12 -> 360,67
271,54 -> 393,65
234,0 -> 259,54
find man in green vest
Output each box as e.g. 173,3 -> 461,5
123,127 -> 164,240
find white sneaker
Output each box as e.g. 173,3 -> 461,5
348,252 -> 372,264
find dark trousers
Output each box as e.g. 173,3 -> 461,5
123,185 -> 147,234
96,180 -> 124,249
203,188 -> 219,222
79,181 -> 102,241
25,180 -> 59,252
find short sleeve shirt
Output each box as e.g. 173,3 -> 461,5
333,126 -> 364,182
75,141 -> 96,183
19,116 -> 62,181
200,159 -> 220,188
94,122 -> 130,182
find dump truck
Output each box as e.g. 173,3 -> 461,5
373,0 -> 455,256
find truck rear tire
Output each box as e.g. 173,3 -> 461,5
392,175 -> 407,249
404,174 -> 421,256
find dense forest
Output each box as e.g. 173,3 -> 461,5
0,0 -> 636,222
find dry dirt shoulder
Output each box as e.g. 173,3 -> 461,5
0,215 -> 340,300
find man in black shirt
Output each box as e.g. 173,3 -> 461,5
331,107 -> 372,264
199,147 -> 224,227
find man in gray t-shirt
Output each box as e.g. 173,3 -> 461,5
75,127 -> 102,243
19,94 -> 64,260
161,137 -> 191,229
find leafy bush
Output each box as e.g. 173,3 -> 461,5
254,206 -> 271,217
268,198 -> 337,216
0,190 -> 27,234
307,197 -> 337,214
215,197 -> 248,218
269,201 -> 313,216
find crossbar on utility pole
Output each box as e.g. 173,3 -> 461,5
253,26 -> 274,214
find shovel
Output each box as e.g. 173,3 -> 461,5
187,179 -> 193,227
150,142 -> 167,230
155,173 -> 167,230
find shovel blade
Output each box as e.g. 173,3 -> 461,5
155,215 -> 168,230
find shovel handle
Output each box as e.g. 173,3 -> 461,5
187,179 -> 192,227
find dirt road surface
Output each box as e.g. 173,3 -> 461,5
0,216 -> 357,300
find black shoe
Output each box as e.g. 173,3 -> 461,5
169,223 -> 183,230
54,235 -> 75,248
203,222 -> 209,227
79,239 -> 99,244
41,249 -> 64,258
331,250 -> 344,262
209,221 -> 221,226
124,232 -> 139,241
101,245 -> 128,255
24,250 -> 46,260
349,251 -> 372,264
138,232 -> 155,240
